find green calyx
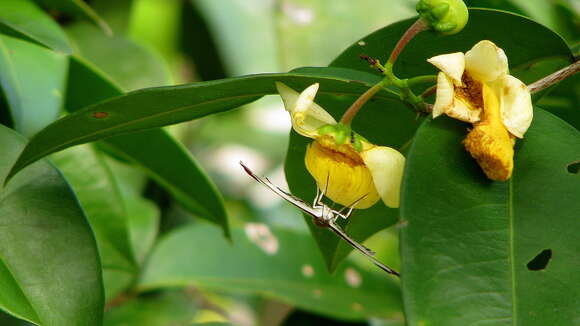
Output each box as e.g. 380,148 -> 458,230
416,0 -> 468,35
317,123 -> 366,152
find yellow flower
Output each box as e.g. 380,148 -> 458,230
427,40 -> 533,180
276,82 -> 405,209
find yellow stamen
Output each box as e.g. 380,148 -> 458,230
463,84 -> 514,181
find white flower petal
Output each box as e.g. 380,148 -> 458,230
432,73 -> 481,123
360,146 -> 405,208
432,72 -> 455,118
448,97 -> 481,123
275,82 -> 336,138
499,75 -> 533,138
427,52 -> 465,85
464,40 -> 508,82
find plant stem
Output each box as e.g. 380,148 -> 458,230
340,80 -> 387,125
527,60 -> 580,94
387,18 -> 429,66
408,75 -> 437,86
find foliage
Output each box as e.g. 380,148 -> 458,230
0,0 -> 578,325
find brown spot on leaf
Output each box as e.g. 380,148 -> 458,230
92,112 -> 108,119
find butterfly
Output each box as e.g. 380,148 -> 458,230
240,161 -> 399,277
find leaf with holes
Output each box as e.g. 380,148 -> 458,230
0,125 -> 103,326
139,223 -> 402,321
284,8 -> 575,272
399,109 -> 580,326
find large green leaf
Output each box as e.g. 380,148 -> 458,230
139,223 -> 402,321
6,67 -> 395,181
399,109 -> 580,325
0,34 -> 67,137
104,290 -> 197,326
0,0 -> 71,53
330,9 -> 573,81
0,125 -> 103,325
66,56 -> 230,236
51,145 -> 136,302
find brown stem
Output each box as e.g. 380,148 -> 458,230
387,18 -> 429,65
527,60 -> 580,94
420,85 -> 437,98
340,82 -> 385,125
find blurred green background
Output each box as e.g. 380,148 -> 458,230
0,0 -> 577,325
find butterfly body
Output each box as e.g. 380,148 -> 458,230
240,161 -> 399,277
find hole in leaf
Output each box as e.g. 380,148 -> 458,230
527,249 -> 552,271
567,161 -> 580,174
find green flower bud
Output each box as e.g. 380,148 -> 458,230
416,0 -> 468,35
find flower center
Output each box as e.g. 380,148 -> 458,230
455,73 -> 483,109
316,135 -> 365,166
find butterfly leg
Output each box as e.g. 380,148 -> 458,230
335,193 -> 369,219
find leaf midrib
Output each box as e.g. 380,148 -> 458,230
508,179 -> 517,325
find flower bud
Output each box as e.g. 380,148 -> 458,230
416,0 -> 468,35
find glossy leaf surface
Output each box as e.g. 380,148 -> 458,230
139,223 -> 402,321
0,35 -> 67,137
51,145 -> 136,301
7,67 -> 393,181
399,109 -> 580,325
66,56 -> 230,236
0,125 -> 103,325
0,0 -> 71,53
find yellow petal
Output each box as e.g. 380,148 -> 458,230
360,146 -> 405,208
433,72 -> 481,123
304,137 -> 380,209
427,52 -> 465,85
463,83 -> 514,181
275,82 -> 337,138
464,40 -> 508,83
499,75 -> 533,138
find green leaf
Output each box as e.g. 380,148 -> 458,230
104,290 -> 197,326
139,223 -> 402,321
0,0 -> 71,53
0,125 -> 103,326
331,9 -> 573,79
127,196 -> 159,264
0,34 -> 67,137
34,0 -> 112,36
537,73 -> 580,131
51,145 -> 136,302
6,67 -> 394,182
399,109 -> 580,325
67,56 -> 230,237
66,23 -> 171,91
